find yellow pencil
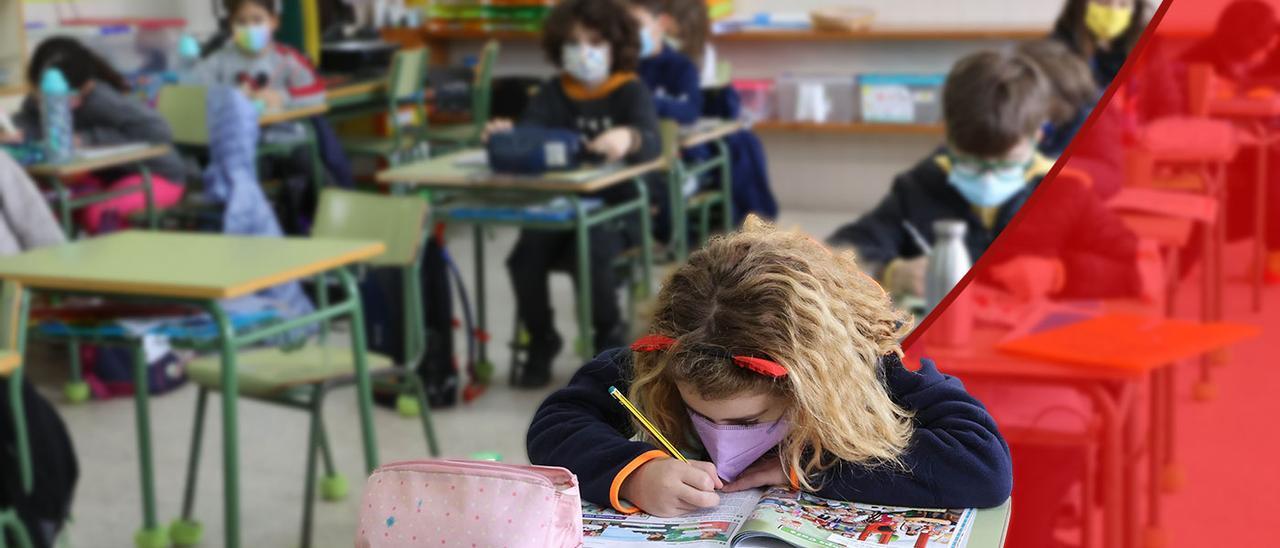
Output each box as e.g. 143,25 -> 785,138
609,386 -> 688,462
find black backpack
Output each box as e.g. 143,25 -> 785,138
0,378 -> 78,548
361,236 -> 473,408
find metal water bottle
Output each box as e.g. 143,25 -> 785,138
39,68 -> 74,163
925,220 -> 973,345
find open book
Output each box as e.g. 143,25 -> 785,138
582,487 -> 975,548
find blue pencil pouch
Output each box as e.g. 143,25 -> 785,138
487,127 -> 584,175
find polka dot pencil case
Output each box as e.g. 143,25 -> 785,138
357,458 -> 584,547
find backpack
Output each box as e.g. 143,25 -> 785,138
81,343 -> 189,399
0,379 -> 78,548
361,236 -> 474,408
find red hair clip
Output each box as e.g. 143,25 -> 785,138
630,335 -> 788,378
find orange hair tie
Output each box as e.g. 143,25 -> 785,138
629,335 -> 788,378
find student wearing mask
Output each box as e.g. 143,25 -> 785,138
1052,0 -> 1149,89
828,50 -> 1143,302
9,37 -> 187,233
485,0 -> 664,388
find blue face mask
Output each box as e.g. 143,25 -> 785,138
948,160 -> 1030,207
639,28 -> 658,57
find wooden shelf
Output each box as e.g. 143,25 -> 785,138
0,83 -> 27,97
419,27 -> 1044,42
753,121 -> 943,136
716,28 -> 1045,42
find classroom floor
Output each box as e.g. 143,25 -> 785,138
35,213 -> 849,547
34,212 -> 1280,547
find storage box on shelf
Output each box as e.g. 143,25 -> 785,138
0,0 -> 25,97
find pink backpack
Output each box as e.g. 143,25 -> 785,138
356,459 -> 584,547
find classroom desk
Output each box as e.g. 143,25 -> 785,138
259,103 -> 330,126
376,151 -> 666,381
923,310 -> 1256,548
1141,136 -> 1239,394
1205,96 -> 1280,313
26,144 -> 172,235
969,499 -> 1012,548
668,119 -> 743,261
0,231 -> 385,548
326,78 -> 388,111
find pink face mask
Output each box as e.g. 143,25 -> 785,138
688,410 -> 790,482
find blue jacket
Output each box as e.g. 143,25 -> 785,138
637,46 -> 702,125
527,348 -> 1013,511
202,85 -> 315,328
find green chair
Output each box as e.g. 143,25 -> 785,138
0,281 -> 33,548
661,119 -> 734,259
172,189 -> 440,548
340,48 -> 432,167
421,40 -> 500,154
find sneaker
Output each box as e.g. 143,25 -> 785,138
516,331 -> 563,389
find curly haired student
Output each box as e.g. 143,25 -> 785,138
528,218 -> 1012,517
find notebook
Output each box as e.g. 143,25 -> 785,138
582,487 -> 976,547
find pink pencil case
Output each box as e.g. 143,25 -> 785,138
356,459 -> 584,548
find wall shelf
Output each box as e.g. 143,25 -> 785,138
752,121 -> 943,136
419,26 -> 1045,43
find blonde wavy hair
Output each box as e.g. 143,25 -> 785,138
628,217 -> 914,490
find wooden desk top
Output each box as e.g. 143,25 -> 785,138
376,150 -> 668,194
260,104 -> 330,126
26,144 -> 172,178
0,231 -> 384,300
328,80 -> 388,102
679,119 -> 745,149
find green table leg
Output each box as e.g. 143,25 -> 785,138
130,343 -> 167,548
572,197 -> 594,359
715,139 -> 734,233
64,339 -> 90,404
300,385 -> 325,548
172,389 -> 207,546
668,160 -> 688,262
206,303 -> 242,548
11,289 -> 31,495
633,178 -> 654,299
337,267 -> 380,472
139,164 -> 157,229
50,178 -> 74,236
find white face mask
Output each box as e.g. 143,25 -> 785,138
562,43 -> 611,86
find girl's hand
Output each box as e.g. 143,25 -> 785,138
481,118 -> 513,143
619,458 -> 722,517
722,455 -> 789,493
588,127 -> 636,162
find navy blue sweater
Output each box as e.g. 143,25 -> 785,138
637,46 -> 703,125
527,348 -> 1013,511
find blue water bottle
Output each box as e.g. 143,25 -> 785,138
39,68 -> 74,163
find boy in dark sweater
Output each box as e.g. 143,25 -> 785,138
486,0 -> 663,387
828,50 -> 1141,302
629,0 -> 702,125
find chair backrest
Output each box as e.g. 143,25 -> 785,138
386,48 -> 431,147
1186,63 -> 1215,118
156,85 -> 210,147
469,40 -> 501,131
311,189 -> 429,268
0,281 -> 25,356
389,48 -> 431,105
659,119 -> 681,164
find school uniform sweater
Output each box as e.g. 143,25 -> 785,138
637,45 -> 703,125
527,348 -> 1013,512
828,149 -> 1142,299
14,82 -> 187,182
519,74 -> 665,215
828,149 -> 1051,274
